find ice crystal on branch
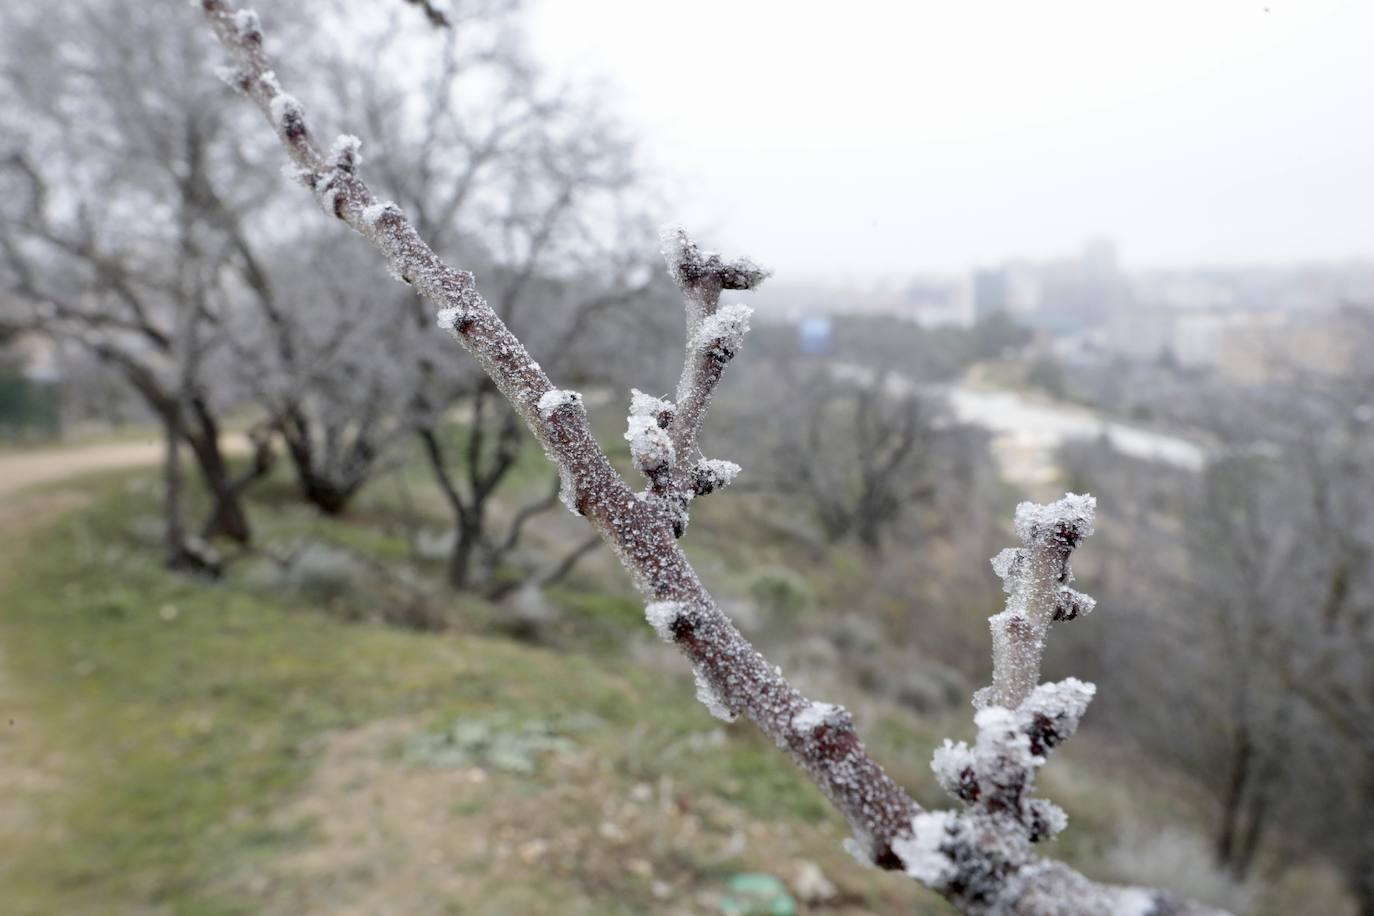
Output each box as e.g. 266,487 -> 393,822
625,390 -> 676,481
536,388 -> 582,420
690,303 -> 753,358
628,388 -> 674,426
645,601 -> 688,642
694,666 -> 738,722
792,701 -> 847,734
1013,492 -> 1096,546
659,226 -> 770,293
327,134 -> 362,172
230,8 -> 261,41
892,811 -> 959,888
362,201 -> 402,228
692,458 -> 741,496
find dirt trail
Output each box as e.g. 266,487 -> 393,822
0,433 -> 250,503
0,437 -> 162,502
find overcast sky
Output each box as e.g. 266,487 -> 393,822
527,1 -> 1374,283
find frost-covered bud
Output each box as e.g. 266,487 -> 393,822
625,414 -> 675,475
694,667 -> 737,722
213,65 -> 250,93
689,303 -> 752,359
990,547 -> 1023,592
1052,587 -> 1096,621
715,256 -> 769,291
892,811 -> 959,889
974,705 -> 1040,770
537,388 -> 583,420
645,600 -> 689,642
435,306 -> 472,334
1013,492 -> 1096,547
317,183 -> 344,220
692,458 -> 741,496
328,134 -> 362,173
362,200 -> 403,229
791,701 -> 850,736
931,739 -> 979,801
231,8 -> 262,42
628,388 -> 675,428
658,226 -> 770,291
268,93 -> 306,140
658,226 -> 696,286
1026,798 -> 1069,842
1016,677 -> 1096,756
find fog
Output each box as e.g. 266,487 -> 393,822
531,0 -> 1374,280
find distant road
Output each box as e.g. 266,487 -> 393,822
945,386 -> 1206,470
832,363 -> 1207,489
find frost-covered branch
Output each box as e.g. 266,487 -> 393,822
625,229 -> 758,535
660,227 -> 765,499
976,494 -> 1098,710
400,0 -> 450,28
195,7 -> 1230,911
895,494 -> 1227,915
199,0 -> 917,866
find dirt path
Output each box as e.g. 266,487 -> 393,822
0,433 -> 250,504
0,437 -> 162,501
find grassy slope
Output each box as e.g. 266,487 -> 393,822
2,455 -> 1342,914
0,473 -> 952,915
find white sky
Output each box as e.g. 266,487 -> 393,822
527,1 -> 1374,282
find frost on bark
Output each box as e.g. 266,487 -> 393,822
194,5 -> 1230,912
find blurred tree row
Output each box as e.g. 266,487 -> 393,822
1058,317 -> 1374,914
0,0 -> 671,578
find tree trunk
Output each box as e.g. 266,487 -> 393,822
161,413 -> 190,569
1214,724 -> 1252,876
183,422 -> 253,544
447,520 -> 481,590
299,472 -> 360,516
199,465 -> 253,542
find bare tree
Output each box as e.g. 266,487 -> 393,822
312,7 -> 662,589
1056,357 -> 1374,911
192,4 -> 1228,912
775,368 -> 960,550
0,0 -> 285,554
218,227 -> 427,515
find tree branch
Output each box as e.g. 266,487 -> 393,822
194,7 -> 1228,912
400,0 -> 450,29
977,494 -> 1099,710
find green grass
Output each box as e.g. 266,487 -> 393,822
1,475 -> 917,914
3,452 -> 1304,914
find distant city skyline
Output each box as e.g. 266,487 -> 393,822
528,1 -> 1374,282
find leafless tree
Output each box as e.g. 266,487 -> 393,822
1056,349 -> 1374,911
312,7 -> 662,589
193,3 -> 1228,911
0,0 -> 283,559
774,368 -> 964,550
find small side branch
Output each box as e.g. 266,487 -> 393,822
890,494 -> 1228,915
647,227 -> 760,525
400,0 -> 450,28
976,494 -> 1097,710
